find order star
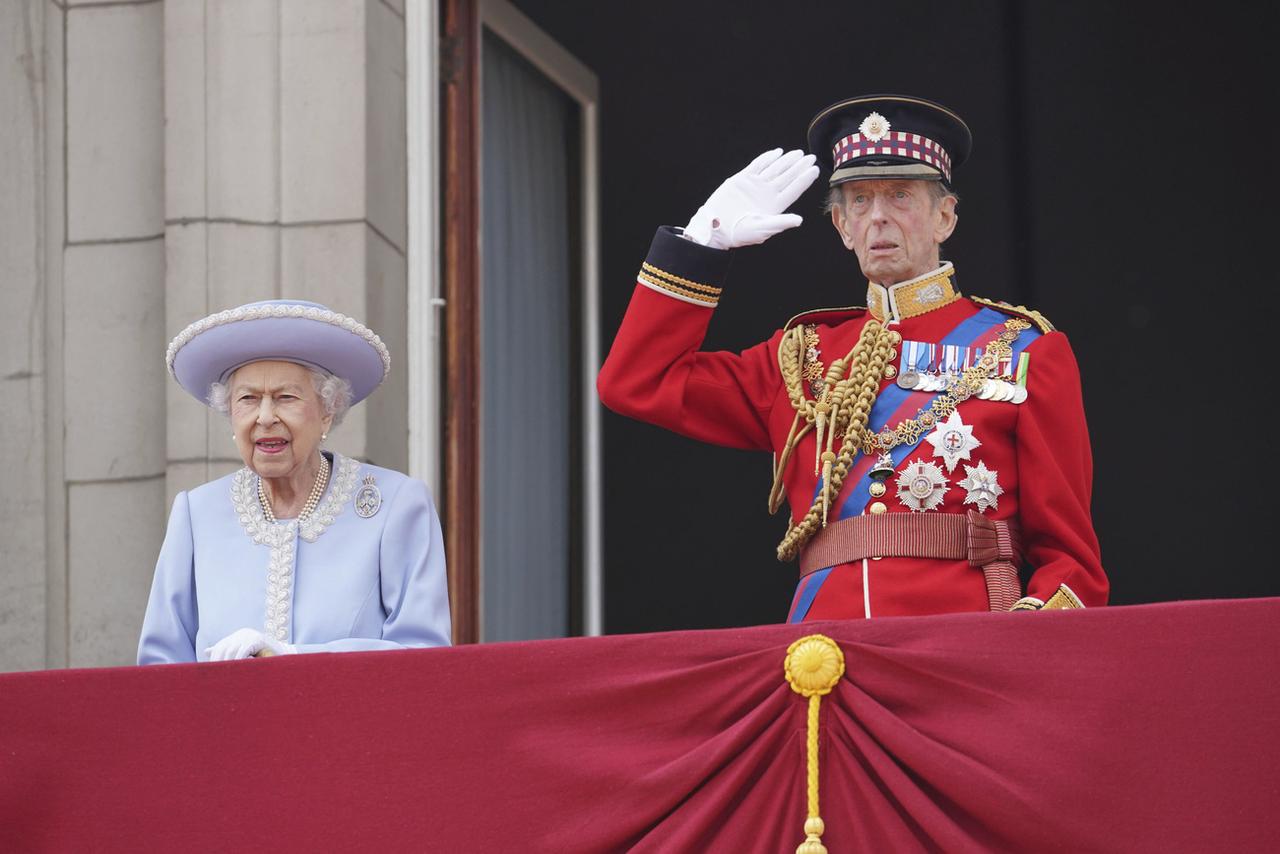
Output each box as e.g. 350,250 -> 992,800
959,460 -> 1004,512
926,410 -> 981,473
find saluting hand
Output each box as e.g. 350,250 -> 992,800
683,148 -> 820,250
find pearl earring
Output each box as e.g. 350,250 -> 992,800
321,433 -> 328,440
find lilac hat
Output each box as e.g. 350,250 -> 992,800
166,299 -> 391,406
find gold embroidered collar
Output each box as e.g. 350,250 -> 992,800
866,262 -> 960,324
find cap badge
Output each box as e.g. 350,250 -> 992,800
859,112 -> 891,142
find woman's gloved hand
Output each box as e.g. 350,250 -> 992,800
206,628 -> 296,661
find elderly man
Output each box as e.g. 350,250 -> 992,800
598,95 -> 1108,621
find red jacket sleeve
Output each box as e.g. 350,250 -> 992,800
597,227 -> 781,452
1015,330 -> 1110,606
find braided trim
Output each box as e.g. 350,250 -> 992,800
637,273 -> 720,306
639,262 -> 723,295
166,304 -> 391,379
783,305 -> 866,333
970,295 -> 1055,333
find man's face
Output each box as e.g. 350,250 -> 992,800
830,179 -> 957,285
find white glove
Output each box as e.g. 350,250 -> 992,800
683,148 -> 820,250
205,628 -> 296,661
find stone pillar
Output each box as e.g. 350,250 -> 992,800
54,0 -> 167,669
0,0 -> 48,672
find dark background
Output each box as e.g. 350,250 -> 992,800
508,0 -> 1276,632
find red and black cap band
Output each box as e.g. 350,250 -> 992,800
807,94 -> 972,188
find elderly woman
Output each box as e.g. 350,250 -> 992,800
138,299 -> 451,663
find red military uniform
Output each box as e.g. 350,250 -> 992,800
598,226 -> 1108,621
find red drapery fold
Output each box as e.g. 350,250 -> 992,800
2,599 -> 1277,853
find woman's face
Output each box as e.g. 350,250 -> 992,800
227,360 -> 332,481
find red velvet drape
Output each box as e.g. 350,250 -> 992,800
2,599 -> 1277,852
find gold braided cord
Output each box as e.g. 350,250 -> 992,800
806,695 -> 821,818
769,411 -> 811,515
639,261 -> 723,295
776,320 -> 897,562
637,273 -> 720,305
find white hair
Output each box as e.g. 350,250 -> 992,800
208,366 -> 353,428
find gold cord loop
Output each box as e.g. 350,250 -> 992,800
775,320 -> 897,561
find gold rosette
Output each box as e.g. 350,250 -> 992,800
785,634 -> 845,697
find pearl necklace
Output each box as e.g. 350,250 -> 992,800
258,454 -> 331,524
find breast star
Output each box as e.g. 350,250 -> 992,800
925,409 -> 982,473
958,460 -> 1003,512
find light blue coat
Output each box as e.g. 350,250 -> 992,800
138,453 -> 451,663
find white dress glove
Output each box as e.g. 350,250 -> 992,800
683,148 -> 820,250
205,628 -> 296,661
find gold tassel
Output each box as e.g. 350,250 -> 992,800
820,452 -> 835,526
813,402 -> 829,476
784,635 -> 846,854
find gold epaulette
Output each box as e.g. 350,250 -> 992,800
782,305 -> 867,332
970,296 -> 1055,333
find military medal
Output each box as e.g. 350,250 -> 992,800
354,474 -> 382,518
1011,352 -> 1030,403
958,460 -> 1003,512
922,342 -> 940,390
925,410 -> 981,472
897,459 -> 948,512
897,341 -> 923,389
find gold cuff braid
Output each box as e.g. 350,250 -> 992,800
1010,584 -> 1085,611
